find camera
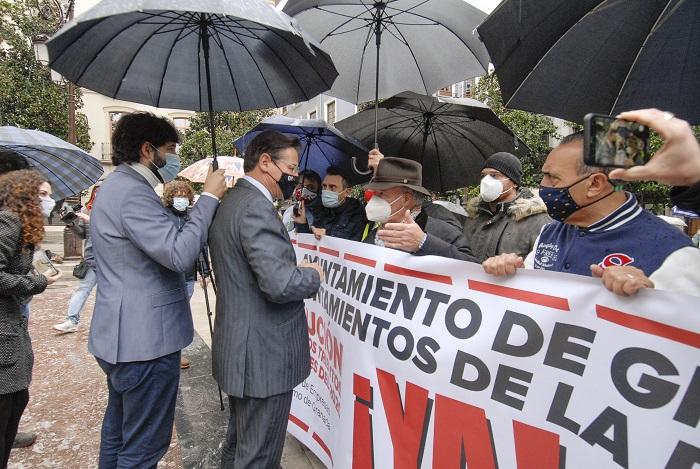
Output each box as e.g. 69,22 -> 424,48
59,203 -> 83,223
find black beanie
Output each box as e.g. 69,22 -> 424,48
481,152 -> 522,186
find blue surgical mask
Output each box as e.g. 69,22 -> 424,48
172,197 -> 189,212
149,145 -> 180,183
321,189 -> 344,208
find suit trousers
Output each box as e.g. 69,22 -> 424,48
0,388 -> 29,469
221,391 -> 293,469
96,351 -> 180,469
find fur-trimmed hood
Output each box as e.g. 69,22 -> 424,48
465,188 -> 548,221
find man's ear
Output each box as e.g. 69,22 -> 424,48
259,152 -> 272,173
588,172 -> 610,196
139,142 -> 153,161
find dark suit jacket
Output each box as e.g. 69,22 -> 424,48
364,210 -> 477,262
209,178 -> 320,398
0,211 -> 47,394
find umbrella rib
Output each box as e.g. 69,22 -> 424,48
387,8 -> 488,73
208,20 -> 243,109
314,6 -> 369,39
155,21 -> 191,107
216,20 -> 286,107
113,12 -> 190,100
353,18 -> 379,104
610,0 -> 677,114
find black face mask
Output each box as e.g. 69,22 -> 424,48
274,162 -> 298,200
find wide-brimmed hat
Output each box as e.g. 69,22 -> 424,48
366,157 -> 431,196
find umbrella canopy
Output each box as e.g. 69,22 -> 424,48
179,156 -> 244,186
0,126 -> 104,200
477,0 -> 700,124
233,115 -> 370,186
335,92 -> 529,192
283,0 -> 490,145
46,0 -> 339,167
283,0 -> 489,104
47,0 -> 338,112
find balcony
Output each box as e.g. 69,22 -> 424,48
100,142 -> 113,163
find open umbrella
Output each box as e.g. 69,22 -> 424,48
0,126 -> 104,199
283,0 -> 490,146
476,0 -> 700,124
46,0 -> 339,169
335,92 -> 529,192
233,115 -> 369,185
179,156 -> 244,187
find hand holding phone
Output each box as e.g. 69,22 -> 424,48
584,113 -> 649,168
33,249 -> 59,276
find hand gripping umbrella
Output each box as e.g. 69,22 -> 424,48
46,0 -> 339,169
284,0 -> 490,148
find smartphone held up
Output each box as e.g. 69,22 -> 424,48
584,113 -> 649,168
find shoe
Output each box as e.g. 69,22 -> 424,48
50,254 -> 64,264
53,320 -> 78,333
180,358 -> 191,369
12,432 -> 36,448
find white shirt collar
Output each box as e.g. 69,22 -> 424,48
242,175 -> 274,204
129,163 -> 160,189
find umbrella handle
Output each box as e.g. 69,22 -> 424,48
212,155 -> 218,171
351,156 -> 373,176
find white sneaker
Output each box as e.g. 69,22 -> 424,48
53,320 -> 78,333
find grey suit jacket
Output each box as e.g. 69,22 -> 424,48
88,164 -> 218,364
209,178 -> 320,398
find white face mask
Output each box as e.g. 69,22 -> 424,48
365,194 -> 404,223
40,196 -> 56,218
172,197 -> 189,212
480,175 -> 511,203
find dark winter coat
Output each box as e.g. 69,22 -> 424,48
311,197 -> 368,242
363,210 -> 477,262
0,211 -> 48,394
463,188 -> 552,262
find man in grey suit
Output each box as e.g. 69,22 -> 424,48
209,130 -> 323,468
89,113 -> 226,468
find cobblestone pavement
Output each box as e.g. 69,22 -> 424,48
8,235 -> 323,469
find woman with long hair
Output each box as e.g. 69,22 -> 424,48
0,169 -> 62,466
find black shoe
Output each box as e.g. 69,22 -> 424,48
12,431 -> 36,448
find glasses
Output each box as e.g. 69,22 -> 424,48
273,159 -> 299,173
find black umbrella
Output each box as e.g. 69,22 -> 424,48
283,0 -> 490,147
46,0 -> 339,168
335,92 -> 529,192
477,0 -> 700,124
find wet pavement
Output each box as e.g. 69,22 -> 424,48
8,229 -> 323,468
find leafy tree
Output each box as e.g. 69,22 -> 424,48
0,0 -> 92,151
178,109 -> 274,170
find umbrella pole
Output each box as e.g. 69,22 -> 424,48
200,14 -> 219,171
373,12 -> 383,149
198,250 -> 225,411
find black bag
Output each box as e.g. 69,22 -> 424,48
72,259 -> 89,279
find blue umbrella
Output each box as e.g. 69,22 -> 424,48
0,126 -> 104,199
234,115 -> 370,185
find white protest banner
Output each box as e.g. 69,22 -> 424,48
287,234 -> 700,469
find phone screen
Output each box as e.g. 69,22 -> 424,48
584,113 -> 649,168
